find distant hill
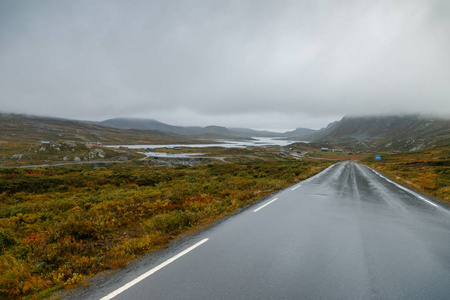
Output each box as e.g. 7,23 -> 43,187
0,114 -> 199,145
99,118 -> 202,135
99,118 -> 285,139
309,115 -> 450,151
99,117 -> 335,139
194,126 -> 253,139
4,114 -> 446,152
230,128 -> 283,137
281,121 -> 338,140
1,114 -> 321,146
284,127 -> 318,137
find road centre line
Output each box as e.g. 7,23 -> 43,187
370,169 -> 438,208
291,184 -> 302,191
253,198 -> 278,212
99,238 -> 209,300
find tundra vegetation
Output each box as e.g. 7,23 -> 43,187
361,144 -> 450,202
1,139 -> 448,299
0,151 -> 331,299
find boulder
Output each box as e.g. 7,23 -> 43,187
11,154 -> 23,160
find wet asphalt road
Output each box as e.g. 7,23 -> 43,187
80,161 -> 450,300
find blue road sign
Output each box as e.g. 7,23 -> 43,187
375,155 -> 381,161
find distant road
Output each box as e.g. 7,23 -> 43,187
75,161 -> 450,300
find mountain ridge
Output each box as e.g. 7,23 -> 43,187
2,113 -> 449,152
97,117 -> 327,138
98,117 -> 203,135
98,118 -> 284,138
0,113 -> 200,145
308,115 -> 450,151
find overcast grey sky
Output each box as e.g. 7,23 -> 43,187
1,0 -> 449,130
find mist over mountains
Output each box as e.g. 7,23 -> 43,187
97,116 -> 450,151
307,115 -> 450,151
1,113 -> 449,151
98,117 -> 313,138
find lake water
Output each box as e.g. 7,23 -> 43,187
139,152 -> 206,159
108,137 -> 304,149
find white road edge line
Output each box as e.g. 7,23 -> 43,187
253,198 -> 278,212
370,169 -> 438,208
291,184 -> 301,191
99,238 -> 209,300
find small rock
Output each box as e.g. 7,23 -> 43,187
89,149 -> 106,159
97,149 -> 105,158
11,154 -> 23,160
62,141 -> 77,148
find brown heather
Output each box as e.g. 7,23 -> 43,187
361,145 -> 450,203
0,159 -> 331,299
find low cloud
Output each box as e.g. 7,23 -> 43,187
1,0 -> 449,129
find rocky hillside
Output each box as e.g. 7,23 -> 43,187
0,114 -> 199,145
309,115 -> 450,151
3,113 -> 448,153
